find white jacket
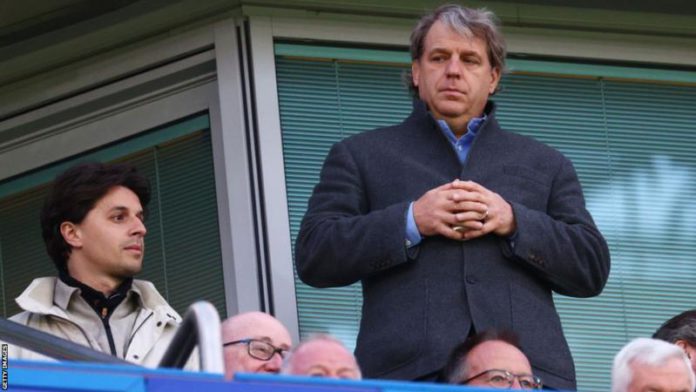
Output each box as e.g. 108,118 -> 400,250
7,277 -> 190,368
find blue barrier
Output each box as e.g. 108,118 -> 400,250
7,359 -> 496,391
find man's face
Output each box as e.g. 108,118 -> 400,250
461,340 -> 536,389
223,315 -> 292,379
288,339 -> 360,379
65,186 -> 146,286
628,358 -> 693,392
411,20 -> 500,132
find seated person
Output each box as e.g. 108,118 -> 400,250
612,337 -> 694,392
441,330 -> 542,389
9,162 -> 186,367
654,309 -> 696,375
281,334 -> 361,380
221,311 -> 292,379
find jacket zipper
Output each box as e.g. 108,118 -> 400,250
100,307 -> 117,356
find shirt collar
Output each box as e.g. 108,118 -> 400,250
57,270 -> 133,316
435,114 -> 487,144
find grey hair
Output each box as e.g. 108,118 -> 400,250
612,338 -> 695,392
404,4 -> 507,96
653,309 -> 696,346
280,333 -> 362,379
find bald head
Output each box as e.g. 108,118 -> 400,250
221,311 -> 292,380
282,335 -> 361,380
443,330 -> 539,389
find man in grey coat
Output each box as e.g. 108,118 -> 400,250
295,4 -> 610,390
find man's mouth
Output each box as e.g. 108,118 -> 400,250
124,244 -> 143,253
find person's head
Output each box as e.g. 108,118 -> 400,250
282,334 -> 361,380
442,330 -> 541,389
407,4 -> 505,133
221,311 -> 292,380
654,310 -> 696,374
612,338 -> 695,392
41,162 -> 150,291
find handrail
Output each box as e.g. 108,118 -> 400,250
158,301 -> 224,373
0,317 -> 133,365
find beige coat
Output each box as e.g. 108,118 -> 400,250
8,277 -> 190,368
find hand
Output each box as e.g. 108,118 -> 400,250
449,179 -> 517,240
412,181 -> 488,240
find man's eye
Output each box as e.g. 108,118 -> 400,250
309,372 -> 326,377
257,346 -> 272,355
112,215 -> 125,222
432,55 -> 446,63
489,375 -> 506,382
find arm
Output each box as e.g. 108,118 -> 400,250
503,158 -> 610,297
295,142 -> 411,288
448,159 -> 609,297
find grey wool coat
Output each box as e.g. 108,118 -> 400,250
295,100 -> 610,390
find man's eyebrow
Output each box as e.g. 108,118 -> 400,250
109,206 -> 144,216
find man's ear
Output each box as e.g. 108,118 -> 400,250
60,222 -> 82,248
411,61 -> 420,88
489,67 -> 501,95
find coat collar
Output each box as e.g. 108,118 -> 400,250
409,99 -> 498,133
15,277 -> 181,325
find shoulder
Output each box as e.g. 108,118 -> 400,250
14,277 -> 58,313
9,310 -> 33,324
490,120 -> 568,162
132,279 -> 182,322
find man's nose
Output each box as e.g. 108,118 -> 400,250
445,58 -> 462,76
132,218 -> 147,236
510,378 -> 524,390
266,352 -> 283,372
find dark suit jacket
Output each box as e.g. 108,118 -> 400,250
295,100 -> 610,390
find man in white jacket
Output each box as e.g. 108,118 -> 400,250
8,162 -> 186,368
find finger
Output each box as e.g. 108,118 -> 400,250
451,201 -> 488,214
452,220 -> 484,232
462,229 -> 485,240
448,190 -> 484,203
453,210 -> 487,223
441,224 -> 467,241
450,180 -> 484,191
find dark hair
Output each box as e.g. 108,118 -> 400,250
440,329 -> 522,384
40,161 -> 150,272
653,309 -> 696,346
404,4 -> 507,96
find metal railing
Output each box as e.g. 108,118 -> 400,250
158,301 -> 224,373
0,317 -> 131,364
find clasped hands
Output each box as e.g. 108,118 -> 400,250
413,179 -> 516,241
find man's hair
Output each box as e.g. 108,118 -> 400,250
653,309 -> 696,346
405,4 -> 507,96
40,161 -> 150,272
281,333 -> 362,378
612,338 -> 695,392
441,329 -> 522,384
